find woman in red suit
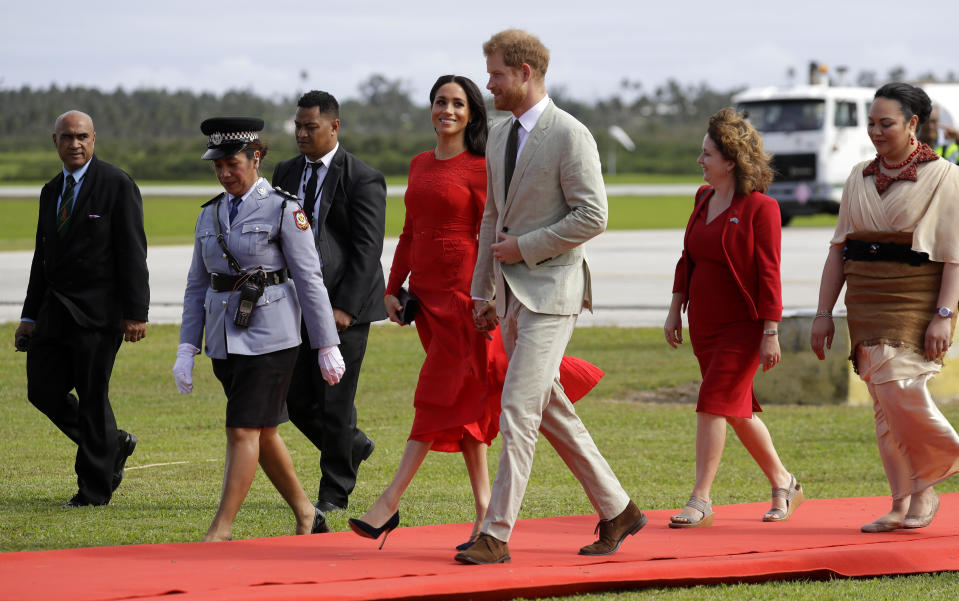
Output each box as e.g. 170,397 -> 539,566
350,75 -> 602,548
663,107 -> 802,528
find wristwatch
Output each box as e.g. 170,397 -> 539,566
936,306 -> 955,319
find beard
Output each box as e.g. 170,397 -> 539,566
493,84 -> 526,112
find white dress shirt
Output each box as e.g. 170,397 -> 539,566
510,95 -> 550,161
298,143 -> 339,226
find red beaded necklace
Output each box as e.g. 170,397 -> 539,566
879,143 -> 920,170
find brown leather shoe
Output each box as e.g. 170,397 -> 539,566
454,533 -> 510,564
579,500 -> 647,556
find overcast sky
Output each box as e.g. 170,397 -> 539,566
4,0 -> 953,103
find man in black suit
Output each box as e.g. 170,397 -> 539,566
15,110 -> 149,507
272,91 -> 387,512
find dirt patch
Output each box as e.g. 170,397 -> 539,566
620,380 -> 701,404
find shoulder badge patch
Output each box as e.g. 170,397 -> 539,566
294,209 -> 310,231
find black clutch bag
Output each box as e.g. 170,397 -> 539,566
395,287 -> 419,325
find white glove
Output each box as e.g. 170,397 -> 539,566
173,343 -> 200,394
318,345 -> 345,385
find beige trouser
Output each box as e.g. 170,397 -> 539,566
859,345 -> 959,500
482,290 -> 630,542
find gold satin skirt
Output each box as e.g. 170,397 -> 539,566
858,344 -> 959,499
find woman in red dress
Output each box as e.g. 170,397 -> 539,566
350,75 -> 602,548
663,108 -> 802,528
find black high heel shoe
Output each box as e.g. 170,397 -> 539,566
348,511 -> 400,549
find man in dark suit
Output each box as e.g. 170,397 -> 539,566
15,110 -> 149,507
272,90 -> 387,512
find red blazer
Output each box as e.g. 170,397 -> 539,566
672,185 -> 783,322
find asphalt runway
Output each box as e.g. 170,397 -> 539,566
0,228 -> 834,328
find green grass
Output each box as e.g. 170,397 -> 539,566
1,322 -> 957,599
0,195 -> 839,251
603,174 -> 704,185
1,174 -> 703,188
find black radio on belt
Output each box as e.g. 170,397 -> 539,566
234,270 -> 267,327
211,195 -> 274,328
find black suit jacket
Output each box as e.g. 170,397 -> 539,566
272,147 -> 387,324
22,156 -> 150,330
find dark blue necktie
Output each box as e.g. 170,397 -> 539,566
57,174 -> 76,236
302,163 -> 321,225
228,195 -> 241,224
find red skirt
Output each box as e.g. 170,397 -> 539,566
689,319 -> 762,419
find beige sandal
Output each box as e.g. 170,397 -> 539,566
669,496 -> 714,529
763,474 -> 803,522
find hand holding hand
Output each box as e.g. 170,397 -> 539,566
172,343 -> 199,394
318,345 -> 346,385
472,299 -> 498,338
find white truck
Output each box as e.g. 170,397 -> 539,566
733,81 -> 959,225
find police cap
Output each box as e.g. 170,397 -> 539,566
200,117 -> 264,160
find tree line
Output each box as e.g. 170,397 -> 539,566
7,63 -> 952,181
0,74 -> 743,181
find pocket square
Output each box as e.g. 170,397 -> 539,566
88,214 -> 102,219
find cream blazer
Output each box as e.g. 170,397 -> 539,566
470,102 -> 608,317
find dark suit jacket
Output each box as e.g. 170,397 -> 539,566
22,155 -> 150,330
272,147 -> 387,324
672,185 -> 783,322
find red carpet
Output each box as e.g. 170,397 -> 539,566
4,494 -> 959,601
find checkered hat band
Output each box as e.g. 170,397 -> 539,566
209,131 -> 258,145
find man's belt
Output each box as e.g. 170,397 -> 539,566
210,270 -> 288,292
843,239 -> 930,266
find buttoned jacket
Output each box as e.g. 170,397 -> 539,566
672,185 -> 783,322
179,180 -> 338,359
272,147 -> 387,324
470,101 -> 608,316
22,155 -> 149,330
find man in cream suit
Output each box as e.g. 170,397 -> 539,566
456,29 -> 646,565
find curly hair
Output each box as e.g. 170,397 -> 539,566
707,107 -> 773,196
482,29 -> 550,80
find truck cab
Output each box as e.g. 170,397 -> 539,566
734,85 -> 876,225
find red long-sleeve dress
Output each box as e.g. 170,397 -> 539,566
673,186 -> 783,418
387,150 -> 603,451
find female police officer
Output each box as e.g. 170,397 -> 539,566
173,117 -> 345,542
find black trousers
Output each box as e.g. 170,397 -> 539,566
26,299 -> 124,504
286,322 -> 372,507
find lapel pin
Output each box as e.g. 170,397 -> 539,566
729,217 -> 739,224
